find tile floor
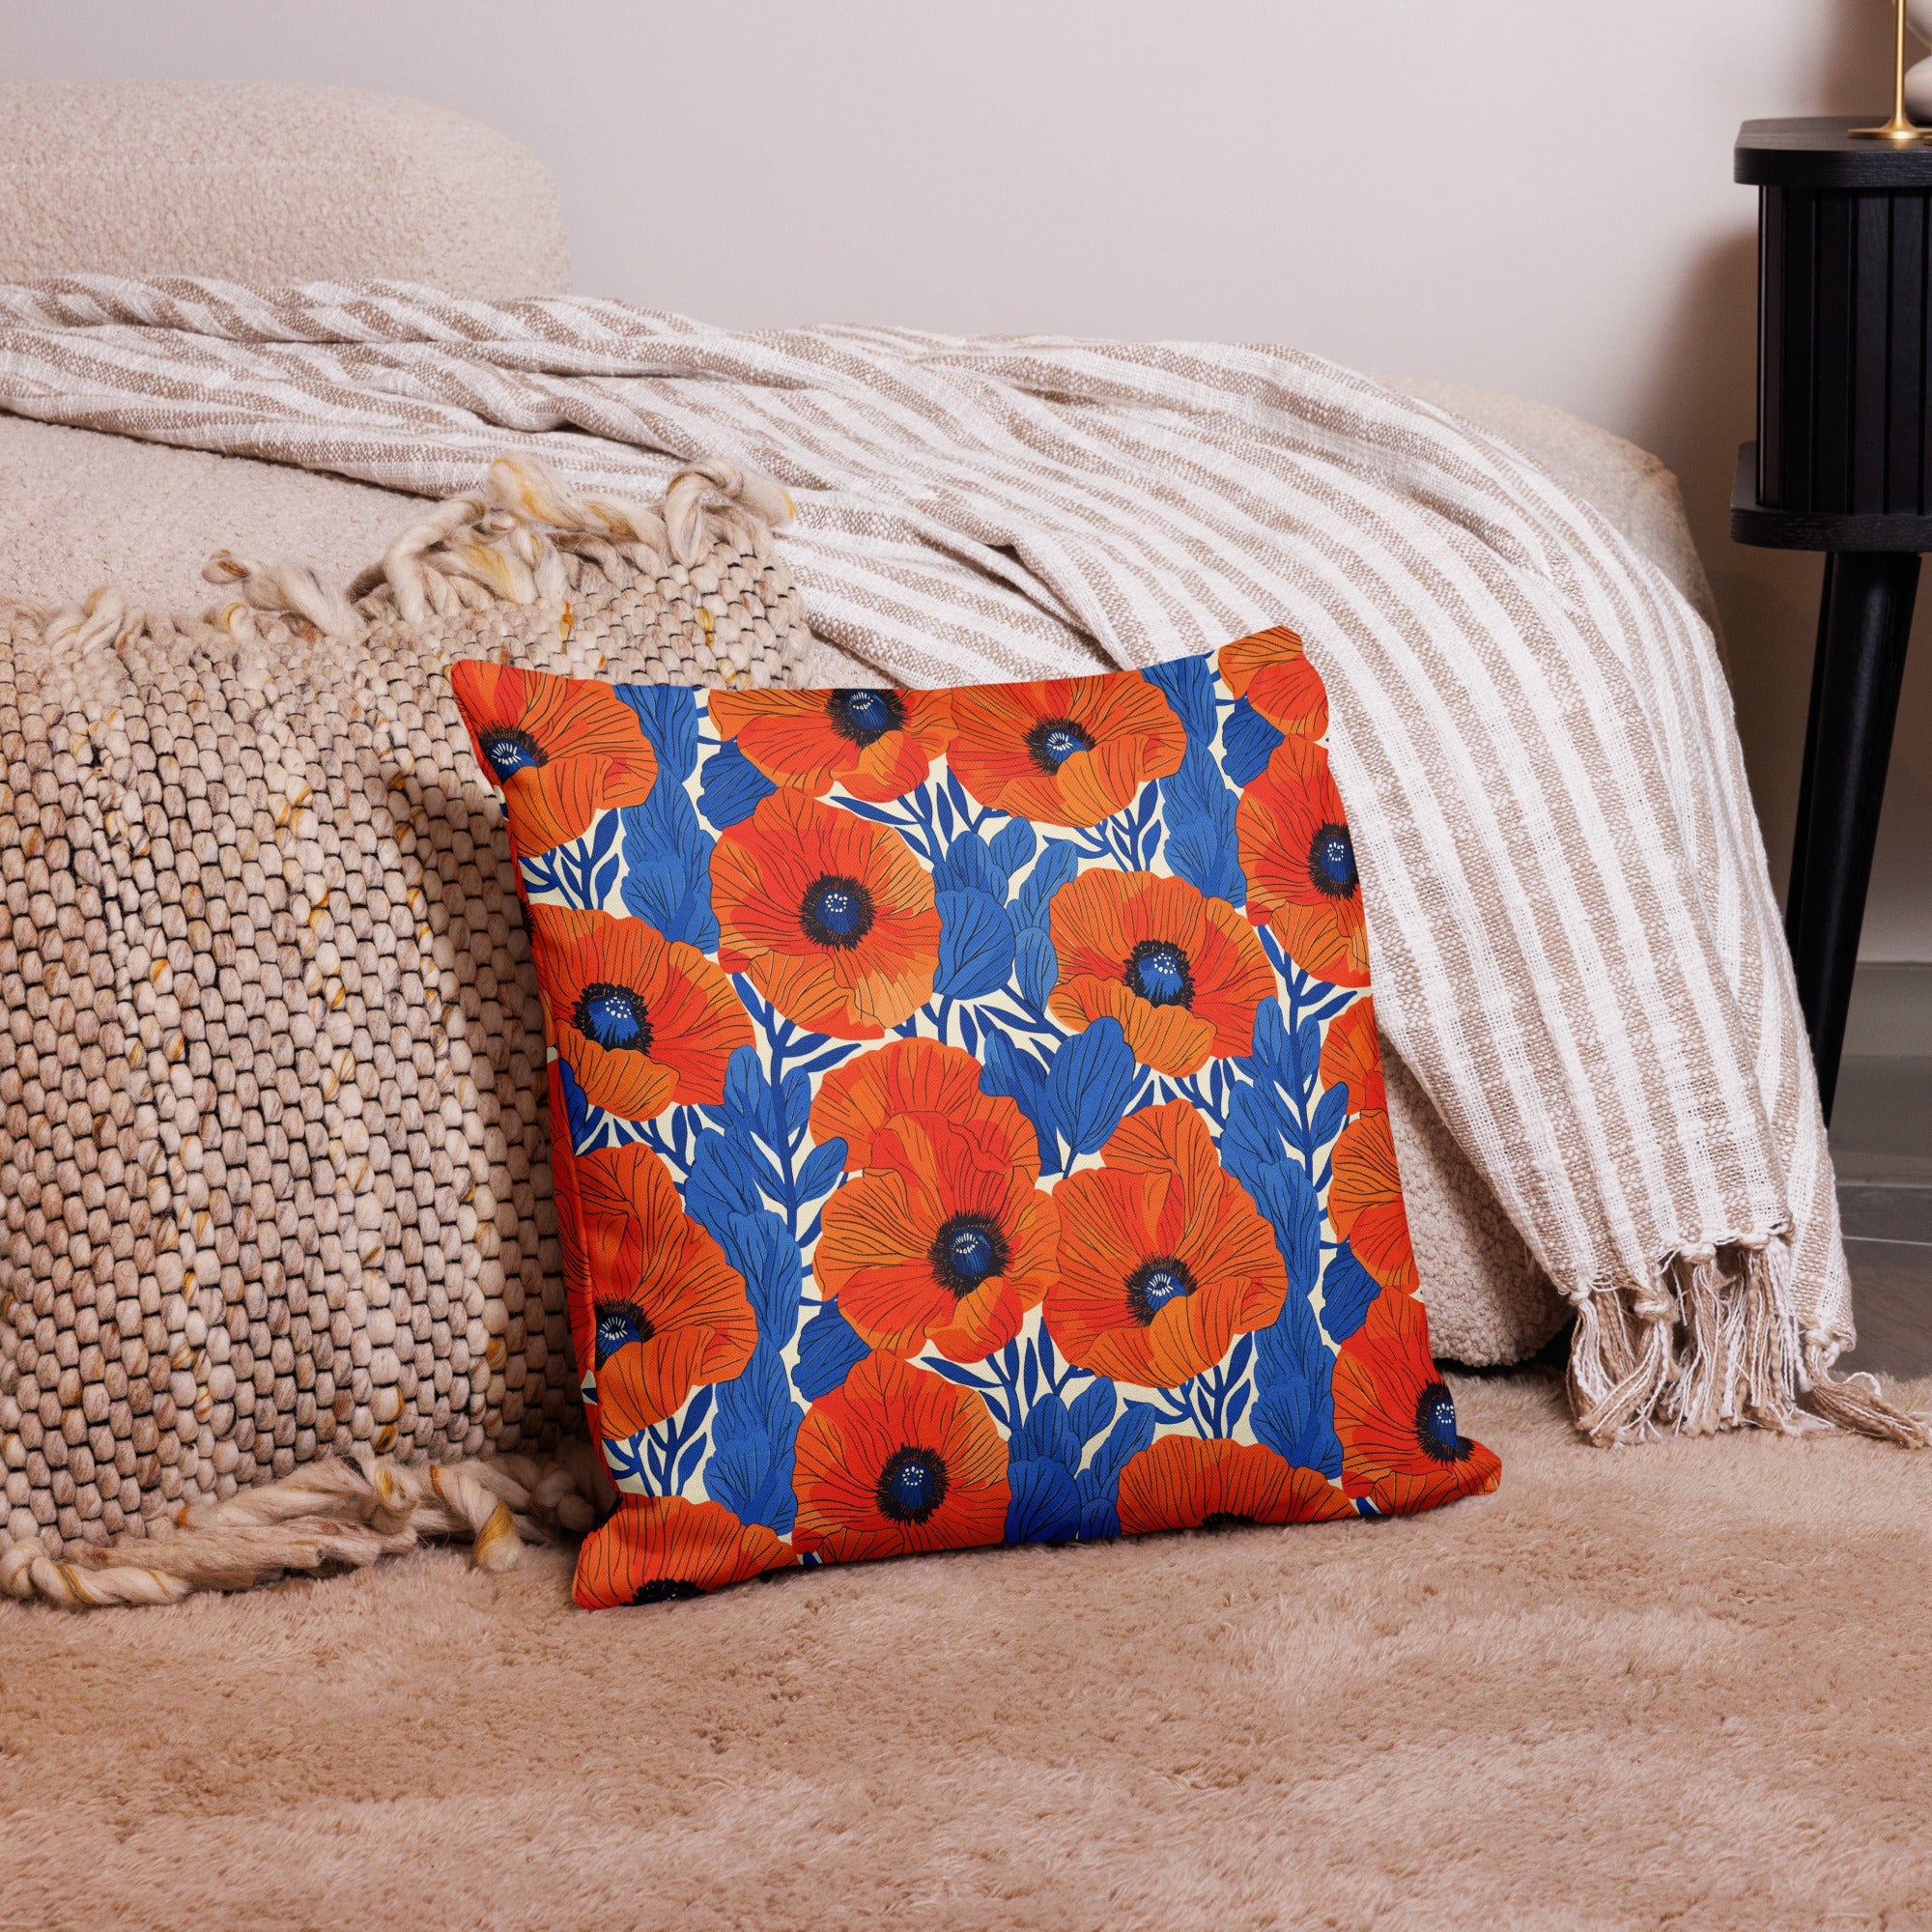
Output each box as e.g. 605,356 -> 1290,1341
1832,1055 -> 1932,1379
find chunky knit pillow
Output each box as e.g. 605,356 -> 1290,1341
0,456 -> 810,1577
456,629 -> 1500,1606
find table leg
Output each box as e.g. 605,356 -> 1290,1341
1784,550 -> 1919,1122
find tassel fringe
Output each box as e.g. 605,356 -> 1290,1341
1567,1237 -> 1931,1447
0,1443 -> 613,1611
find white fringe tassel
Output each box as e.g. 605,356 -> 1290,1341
1566,1236 -> 1932,1448
0,1443 -> 613,1611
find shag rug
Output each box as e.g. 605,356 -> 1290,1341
6,1368 -> 1929,1932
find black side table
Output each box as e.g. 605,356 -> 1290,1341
1734,117 -> 1932,1121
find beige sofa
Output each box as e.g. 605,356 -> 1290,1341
0,81 -> 1727,1365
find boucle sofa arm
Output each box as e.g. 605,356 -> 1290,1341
0,81 -> 570,296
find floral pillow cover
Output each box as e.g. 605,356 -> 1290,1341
452,629 -> 1499,1608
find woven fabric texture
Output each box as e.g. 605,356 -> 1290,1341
0,279 -> 1915,1449
455,638 -> 1499,1608
0,460 -> 810,1562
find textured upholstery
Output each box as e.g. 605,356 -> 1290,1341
0,82 -> 571,295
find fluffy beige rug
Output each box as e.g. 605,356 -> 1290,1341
6,1369 -> 1929,1931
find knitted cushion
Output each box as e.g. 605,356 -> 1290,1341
453,630 -> 1500,1609
0,458 -> 811,1564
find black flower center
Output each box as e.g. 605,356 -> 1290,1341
828,688 -> 906,747
1126,1254 -> 1197,1324
1308,822 -> 1358,898
631,1577 -> 702,1605
594,1298 -> 653,1364
479,725 -> 548,782
574,982 -> 653,1055
1025,717 -> 1094,772
1414,1380 -> 1472,1464
928,1212 -> 1009,1297
801,874 -> 874,948
875,1446 -> 949,1523
1199,1512 -> 1258,1532
1126,939 -> 1194,1009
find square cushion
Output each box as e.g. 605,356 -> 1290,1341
453,630 -> 1499,1607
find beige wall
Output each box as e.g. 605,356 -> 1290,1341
7,0 -> 1929,955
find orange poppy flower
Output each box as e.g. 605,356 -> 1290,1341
814,1107 -> 1060,1362
1237,736 -> 1371,988
1328,1109 -> 1417,1293
571,1143 -> 757,1438
791,1350 -> 1011,1563
1116,1434 -> 1354,1535
530,905 -> 751,1121
1045,869 -> 1276,1076
711,790 -> 940,1039
1332,1289 -> 1500,1513
810,1036 -> 1028,1174
1217,626 -> 1328,738
1045,1102 -> 1289,1387
1318,994 -> 1385,1118
709,686 -> 954,803
573,1495 -> 798,1607
947,672 -> 1186,827
451,659 -> 657,855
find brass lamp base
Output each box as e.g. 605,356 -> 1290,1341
1852,0 -> 1932,140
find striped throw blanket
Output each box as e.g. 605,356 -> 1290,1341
0,276 -> 1918,1446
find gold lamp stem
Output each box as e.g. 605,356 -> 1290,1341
1853,0 -> 1927,140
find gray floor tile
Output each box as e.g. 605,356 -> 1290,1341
1831,1056 -> 1932,1379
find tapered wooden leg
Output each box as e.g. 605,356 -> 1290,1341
1784,550 -> 1919,1122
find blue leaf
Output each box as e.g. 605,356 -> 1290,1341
705,1432 -> 798,1536
1005,1460 -> 1084,1545
1221,696 -> 1284,786
1252,1292 -> 1342,1476
1224,1381 -> 1252,1431
1163,814 -> 1245,907
1319,1241 -> 1381,1346
723,1043 -> 762,1117
796,1138 -> 847,1204
1015,927 -> 1058,1010
684,1133 -> 771,1244
935,890 -> 1015,1000
933,832 -> 1008,900
697,741 -> 776,829
1243,1157 -> 1322,1300
1140,653 -> 1215,737
723,1208 -> 801,1339
1246,998 -> 1293,1083
1293,1018 -> 1322,1101
1066,1378 -> 1117,1447
988,819 -> 1036,876
980,1029 -> 1061,1176
1308,1081 -> 1350,1154
1015,1393 -> 1079,1470
1051,1017 -> 1137,1156
554,1056 -> 597,1154
619,788 -> 718,949
782,1070 -> 812,1146
618,683 -> 702,780
1079,1495 -> 1122,1541
674,1433 -> 708,1492
1078,1401 -> 1159,1505
793,1300 -> 870,1401
1161,740 -> 1228,829
1220,1081 -> 1296,1195
713,1342 -> 799,1444
1013,839 -> 1081,929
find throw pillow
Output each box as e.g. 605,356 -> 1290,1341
454,629 -> 1500,1608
